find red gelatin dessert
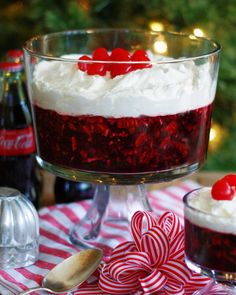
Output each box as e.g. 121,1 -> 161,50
33,103 -> 213,173
184,183 -> 236,275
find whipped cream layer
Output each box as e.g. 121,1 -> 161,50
32,54 -> 217,117
185,188 -> 236,235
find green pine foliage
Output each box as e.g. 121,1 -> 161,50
0,0 -> 235,171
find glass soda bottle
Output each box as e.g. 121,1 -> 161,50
0,61 -> 39,208
6,49 -> 30,108
6,49 -> 24,63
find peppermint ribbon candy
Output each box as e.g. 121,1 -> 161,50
98,211 -> 210,295
76,211 -> 226,295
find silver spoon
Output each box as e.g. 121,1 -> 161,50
19,248 -> 103,294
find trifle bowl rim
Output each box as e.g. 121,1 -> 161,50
23,28 -> 221,64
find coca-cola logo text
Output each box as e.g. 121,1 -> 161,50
0,127 -> 36,156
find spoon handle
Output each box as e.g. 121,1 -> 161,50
18,287 -> 54,294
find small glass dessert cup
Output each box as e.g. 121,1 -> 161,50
24,29 -> 220,254
184,188 -> 236,294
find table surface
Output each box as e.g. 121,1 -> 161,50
1,171 -> 231,295
0,178 -> 206,295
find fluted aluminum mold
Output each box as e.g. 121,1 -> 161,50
0,187 -> 39,268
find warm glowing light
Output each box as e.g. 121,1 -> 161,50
209,127 -> 217,142
154,40 -> 168,54
150,21 -> 164,32
209,122 -> 226,152
193,28 -> 205,37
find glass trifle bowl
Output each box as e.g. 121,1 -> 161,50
24,29 -> 220,252
184,186 -> 236,294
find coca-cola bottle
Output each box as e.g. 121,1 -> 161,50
6,49 -> 30,108
54,177 -> 94,204
6,49 -> 24,63
0,61 -> 39,208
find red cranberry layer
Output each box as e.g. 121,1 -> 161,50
185,218 -> 236,273
33,103 -> 213,173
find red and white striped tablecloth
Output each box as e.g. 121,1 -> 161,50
0,180 -> 201,295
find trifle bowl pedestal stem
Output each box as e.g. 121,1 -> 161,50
69,184 -> 151,255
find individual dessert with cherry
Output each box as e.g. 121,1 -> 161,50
184,174 -> 236,284
31,47 -> 217,175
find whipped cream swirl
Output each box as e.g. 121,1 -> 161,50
32,54 -> 217,117
185,188 -> 236,235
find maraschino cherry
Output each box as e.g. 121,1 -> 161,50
77,47 -> 151,78
109,48 -> 131,78
131,49 -> 152,70
211,174 -> 236,201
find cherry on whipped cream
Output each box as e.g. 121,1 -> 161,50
78,48 -> 109,76
211,174 -> 236,201
87,47 -> 110,76
223,174 -> 236,187
110,48 -> 132,78
77,47 -> 151,78
92,47 -> 110,61
131,49 -> 152,70
77,55 -> 92,72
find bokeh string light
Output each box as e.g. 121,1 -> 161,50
153,39 -> 168,54
193,28 -> 205,37
209,122 -> 226,152
149,21 -> 164,31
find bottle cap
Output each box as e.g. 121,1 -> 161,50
6,49 -> 24,59
0,61 -> 23,72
